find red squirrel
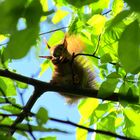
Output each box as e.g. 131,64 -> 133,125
40,34 -> 96,104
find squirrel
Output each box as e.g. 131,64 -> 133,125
40,33 -> 96,104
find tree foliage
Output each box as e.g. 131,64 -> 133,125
0,0 -> 140,140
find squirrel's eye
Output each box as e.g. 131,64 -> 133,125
52,45 -> 64,57
53,49 -> 61,57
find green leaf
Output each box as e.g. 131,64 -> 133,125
0,97 -> 16,104
100,53 -> 113,63
39,59 -> 51,77
77,99 -> 99,140
0,105 -> 21,114
78,98 -> 99,122
40,0 -> 48,21
40,136 -> 56,140
126,75 -> 134,82
24,0 -> 43,27
66,0 -> 98,8
112,0 -> 124,16
111,10 -> 132,27
118,20 -> 140,74
53,0 -> 67,6
0,0 -> 26,34
0,117 -> 13,125
95,112 -> 116,140
124,0 -> 140,12
90,0 -> 110,14
87,14 -> 106,35
0,134 -> 15,140
36,107 -> 48,126
103,20 -> 125,50
90,103 -> 114,124
98,76 -> 119,98
76,122 -> 89,140
68,18 -> 84,34
15,81 -> 28,89
0,77 -> 16,96
119,82 -> 139,105
123,108 -> 140,138
52,9 -> 69,24
3,27 -> 39,60
68,18 -> 79,34
119,82 -> 131,95
48,31 -> 64,46
107,72 -> 121,78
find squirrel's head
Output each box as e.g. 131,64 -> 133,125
50,36 -> 71,65
40,36 -> 70,65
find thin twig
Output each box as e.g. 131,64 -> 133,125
0,42 -> 7,46
0,124 -> 68,133
93,34 -> 101,55
73,53 -> 118,66
0,113 -> 21,117
39,26 -> 68,36
49,117 -> 136,140
102,10 -> 112,15
0,88 -> 23,110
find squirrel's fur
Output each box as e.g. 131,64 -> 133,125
48,34 -> 96,104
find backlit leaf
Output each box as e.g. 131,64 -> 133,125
40,0 -> 48,21
90,0 -> 110,14
48,31 -> 64,46
0,77 -> 16,96
15,81 -> 28,89
95,112 -> 116,140
90,103 -> 114,124
76,121 -> 89,140
78,98 -> 99,121
52,9 -> 69,24
123,108 -> 140,138
39,59 -> 51,77
87,14 -> 106,35
112,0 -> 124,16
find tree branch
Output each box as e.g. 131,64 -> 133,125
9,87 -> 44,135
0,69 -> 138,103
0,69 -> 117,101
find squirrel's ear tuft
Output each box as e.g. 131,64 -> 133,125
63,35 -> 68,49
44,38 -> 51,49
